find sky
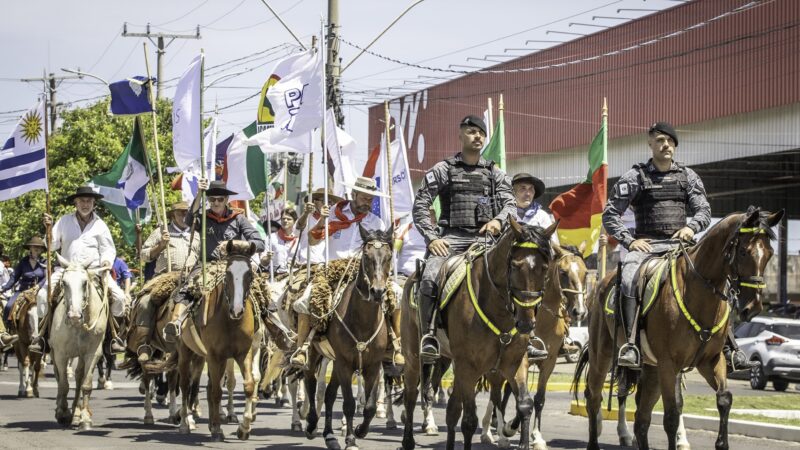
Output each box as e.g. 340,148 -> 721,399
0,0 -> 684,155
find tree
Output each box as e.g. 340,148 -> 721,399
0,98 -> 180,265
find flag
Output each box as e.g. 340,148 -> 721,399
363,132 -> 414,221
109,76 -> 154,115
325,108 -> 358,198
180,118 -> 217,203
481,110 -> 505,169
172,54 -> 202,172
549,120 -> 608,258
0,100 -> 48,201
90,117 -> 153,245
264,49 -> 323,145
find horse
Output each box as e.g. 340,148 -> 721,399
575,207 -> 783,450
49,254 -> 110,430
303,225 -> 394,450
8,286 -> 43,398
400,218 -> 557,450
480,242 -> 589,448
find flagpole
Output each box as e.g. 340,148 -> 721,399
320,19 -> 330,268
599,97 -> 609,279
265,156 -> 274,283
383,101 -> 396,281
498,93 -> 506,169
142,42 -> 172,272
42,76 -> 52,309
135,208 -> 144,280
199,50 -> 207,288
486,97 -> 494,141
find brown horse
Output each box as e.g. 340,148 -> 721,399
400,218 -> 557,450
303,225 -> 393,450
575,207 -> 782,450
158,240 -> 260,441
8,287 -> 43,398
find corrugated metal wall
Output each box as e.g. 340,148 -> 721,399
368,0 -> 800,177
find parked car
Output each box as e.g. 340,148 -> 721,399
559,325 -> 589,363
734,316 -> 800,391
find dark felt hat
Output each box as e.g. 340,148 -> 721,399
511,173 -> 546,199
206,180 -> 238,197
66,185 -> 104,203
459,115 -> 487,135
648,121 -> 678,146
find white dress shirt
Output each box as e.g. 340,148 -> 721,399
51,212 -> 116,268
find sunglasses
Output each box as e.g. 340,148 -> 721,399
208,197 -> 226,203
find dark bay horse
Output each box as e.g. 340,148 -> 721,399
303,225 -> 394,450
9,287 -> 43,398
576,207 -> 783,450
401,218 -> 557,450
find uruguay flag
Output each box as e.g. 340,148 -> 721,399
0,100 -> 48,201
109,76 -> 154,115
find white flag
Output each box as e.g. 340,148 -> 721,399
0,100 -> 48,201
382,132 -> 415,219
172,54 -> 203,172
242,128 -> 312,154
325,108 -> 357,198
180,117 -> 216,204
266,50 -> 323,144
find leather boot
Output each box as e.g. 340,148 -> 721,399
128,326 -> 153,363
418,280 -> 440,364
617,294 -> 641,368
164,299 -> 188,344
290,313 -> 312,368
527,335 -> 549,361
29,308 -> 53,355
107,317 -> 126,354
724,325 -> 752,372
0,331 -> 18,349
389,309 -> 405,366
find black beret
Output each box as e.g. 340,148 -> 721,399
459,115 -> 487,135
648,121 -> 678,146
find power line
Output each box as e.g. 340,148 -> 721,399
155,0 -> 211,27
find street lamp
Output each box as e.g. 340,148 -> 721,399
60,68 -> 109,86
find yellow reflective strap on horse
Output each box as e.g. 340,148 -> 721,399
739,227 -> 766,234
513,295 -> 541,308
671,258 -> 730,336
514,242 -> 539,249
740,281 -> 767,289
466,260 -> 518,337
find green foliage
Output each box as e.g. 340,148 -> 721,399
0,98 -> 179,264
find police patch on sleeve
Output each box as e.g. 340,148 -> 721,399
618,183 -> 629,196
426,171 -> 436,185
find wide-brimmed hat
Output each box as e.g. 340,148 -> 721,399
167,201 -> 189,215
345,176 -> 387,198
26,236 -> 47,250
66,185 -> 104,203
263,219 -> 282,232
305,188 -> 343,204
511,173 -> 546,200
206,180 -> 238,197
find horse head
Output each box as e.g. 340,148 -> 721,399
728,207 -> 783,322
552,241 -> 589,323
357,223 -> 394,303
505,216 -> 558,334
223,240 -> 257,320
56,253 -> 107,326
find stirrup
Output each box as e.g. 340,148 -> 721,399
419,334 -> 440,364
290,344 -> 309,369
0,333 -> 18,349
28,338 -> 44,355
617,343 -> 641,368
163,321 -> 181,343
137,344 -> 153,363
391,337 -> 405,366
527,336 -> 549,361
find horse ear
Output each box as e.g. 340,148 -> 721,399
552,242 -> 565,258
358,223 -> 368,242
56,252 -> 70,268
766,209 -> 785,228
383,224 -> 394,243
226,240 -> 234,254
578,240 -> 588,255
249,242 -> 257,256
544,219 -> 560,238
743,206 -> 761,228
509,216 -> 523,236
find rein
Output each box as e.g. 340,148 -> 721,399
60,267 -> 109,333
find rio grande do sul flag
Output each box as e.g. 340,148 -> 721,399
549,120 -> 607,258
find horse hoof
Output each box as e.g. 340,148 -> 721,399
424,425 -> 438,436
144,415 -> 155,425
532,441 -> 548,450
56,414 -> 71,427
497,437 -> 511,449
104,380 -> 114,390
291,421 -> 303,432
620,436 -> 634,447
354,424 -> 368,439
79,422 -> 92,432
677,444 -> 691,450
376,407 -> 387,419
400,410 -> 406,425
156,394 -> 166,405
97,378 -> 105,390
71,416 -> 81,428
236,427 -> 250,441
179,425 -> 190,434
168,414 -> 181,425
325,434 -> 341,450
226,414 -> 238,424
212,432 -> 225,442
33,389 -> 39,398
502,423 -> 518,438
17,390 -> 25,398
345,445 -> 359,450
386,419 -> 397,430
305,429 -> 317,440
481,434 -> 495,445
280,398 -> 291,408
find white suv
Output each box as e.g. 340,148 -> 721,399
734,316 -> 800,391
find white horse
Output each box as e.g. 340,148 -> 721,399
49,255 -> 109,430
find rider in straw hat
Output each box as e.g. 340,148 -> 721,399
2,237 -> 47,346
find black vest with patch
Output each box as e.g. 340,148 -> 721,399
438,157 -> 496,229
630,163 -> 689,239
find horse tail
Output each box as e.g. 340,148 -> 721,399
474,375 -> 492,393
142,350 -> 179,375
119,350 -> 144,380
616,366 -> 640,398
571,343 -> 591,401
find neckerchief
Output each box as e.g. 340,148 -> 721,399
517,202 -> 541,223
310,201 -> 366,240
207,208 -> 241,224
278,228 -> 296,242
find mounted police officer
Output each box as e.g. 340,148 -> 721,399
412,115 -> 544,364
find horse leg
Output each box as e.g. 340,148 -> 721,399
585,345 -> 613,450
384,370 -> 397,430
104,350 -> 114,390
401,358 -> 421,450
375,367 -> 387,419
235,353 -> 256,441
31,351 -> 42,398
206,358 -> 225,441
143,373 -> 155,425
354,365 -> 380,439
444,373 -> 468,450
656,364 -> 681,450
177,348 -> 194,433
696,355 -> 731,450
304,358 -> 321,438
53,353 -> 71,426
17,349 -> 28,397
70,358 -> 87,428
224,359 -> 238,424
96,352 -> 105,390
336,363 -> 358,450
421,363 -> 439,436
480,382 -> 501,446
632,364 -> 660,450
167,370 -> 180,425
323,375 -> 342,450
79,352 -> 101,431
617,390 -> 634,447
288,377 -> 303,432
530,357 -> 558,450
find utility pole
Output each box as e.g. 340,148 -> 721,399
121,22 -> 201,99
20,73 -> 82,130
326,0 -> 344,126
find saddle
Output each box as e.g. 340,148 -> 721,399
604,252 -> 673,318
9,287 -> 38,330
436,243 -> 487,311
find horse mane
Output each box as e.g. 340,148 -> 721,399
516,223 -> 553,253
361,227 -> 392,244
559,244 -> 582,257
226,240 -> 254,257
699,205 -> 777,244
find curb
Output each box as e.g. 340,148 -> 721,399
568,401 -> 800,442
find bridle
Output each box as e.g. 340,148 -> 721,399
60,265 -> 108,331
482,233 -> 550,315
221,254 -> 254,319
352,239 -> 392,303
539,253 -> 587,321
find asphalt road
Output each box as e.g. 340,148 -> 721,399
0,355 -> 798,450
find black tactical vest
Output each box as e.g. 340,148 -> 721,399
630,163 -> 689,239
438,157 -> 496,229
